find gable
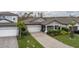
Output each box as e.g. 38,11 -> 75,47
0,20 -> 9,23
33,18 -> 45,23
47,21 -> 62,26
0,16 -> 18,23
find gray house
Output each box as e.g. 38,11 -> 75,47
0,12 -> 18,37
24,17 -> 79,33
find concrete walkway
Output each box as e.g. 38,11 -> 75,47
0,36 -> 18,48
31,32 -> 73,48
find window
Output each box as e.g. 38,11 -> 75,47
13,18 -> 15,20
3,16 -> 5,18
47,26 -> 54,29
55,25 -> 58,29
73,26 -> 77,31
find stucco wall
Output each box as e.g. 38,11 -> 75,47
75,23 -> 79,30
47,21 -> 66,27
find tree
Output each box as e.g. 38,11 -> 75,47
17,12 -> 33,39
21,12 -> 33,20
68,21 -> 76,38
17,20 -> 26,39
38,12 -> 44,18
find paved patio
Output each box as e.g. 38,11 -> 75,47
31,32 -> 73,48
0,36 -> 18,48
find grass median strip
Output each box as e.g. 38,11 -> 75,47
18,34 -> 44,48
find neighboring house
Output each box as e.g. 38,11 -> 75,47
0,12 -> 18,37
24,17 -> 79,33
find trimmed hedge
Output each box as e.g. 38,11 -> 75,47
47,29 -> 61,36
47,29 -> 69,36
62,27 -> 69,32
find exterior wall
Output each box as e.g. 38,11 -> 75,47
47,21 -> 66,27
46,21 -> 79,31
47,21 -> 61,26
0,16 -> 18,23
74,23 -> 79,30
77,27 -> 79,30
44,21 -> 69,33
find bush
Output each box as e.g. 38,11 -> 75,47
21,30 -> 30,36
47,29 -> 53,34
60,30 -> 69,35
62,27 -> 69,32
47,29 -> 61,36
47,29 -> 69,36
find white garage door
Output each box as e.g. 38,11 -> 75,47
27,25 -> 41,32
0,27 -> 18,37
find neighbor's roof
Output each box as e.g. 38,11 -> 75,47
41,17 -> 79,25
24,17 -> 46,25
0,12 -> 18,16
24,17 -> 79,25
0,23 -> 17,27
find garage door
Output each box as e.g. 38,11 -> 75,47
0,27 -> 18,37
27,25 -> 41,32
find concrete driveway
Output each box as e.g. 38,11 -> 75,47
0,36 -> 18,48
31,32 -> 73,48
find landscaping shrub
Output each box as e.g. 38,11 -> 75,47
47,29 -> 69,36
60,30 -> 69,35
47,29 -> 53,34
62,27 -> 69,32
47,29 -> 61,36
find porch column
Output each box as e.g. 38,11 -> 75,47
45,25 -> 47,33
60,26 -> 62,30
53,26 -> 55,30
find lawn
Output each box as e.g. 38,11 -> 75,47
17,34 -> 44,48
50,34 -> 79,48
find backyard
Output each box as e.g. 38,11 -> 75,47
17,34 -> 44,48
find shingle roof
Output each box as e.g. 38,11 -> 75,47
0,12 -> 18,16
0,23 -> 17,27
24,17 -> 46,25
24,17 -> 79,25
42,17 -> 79,25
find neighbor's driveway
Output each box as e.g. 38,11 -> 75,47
31,32 -> 73,48
0,36 -> 18,48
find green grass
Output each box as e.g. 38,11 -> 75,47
18,34 -> 44,48
49,34 -> 79,48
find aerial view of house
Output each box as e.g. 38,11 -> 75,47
1,11 -> 79,48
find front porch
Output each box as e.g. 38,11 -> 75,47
44,25 -> 63,33
42,25 -> 79,34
